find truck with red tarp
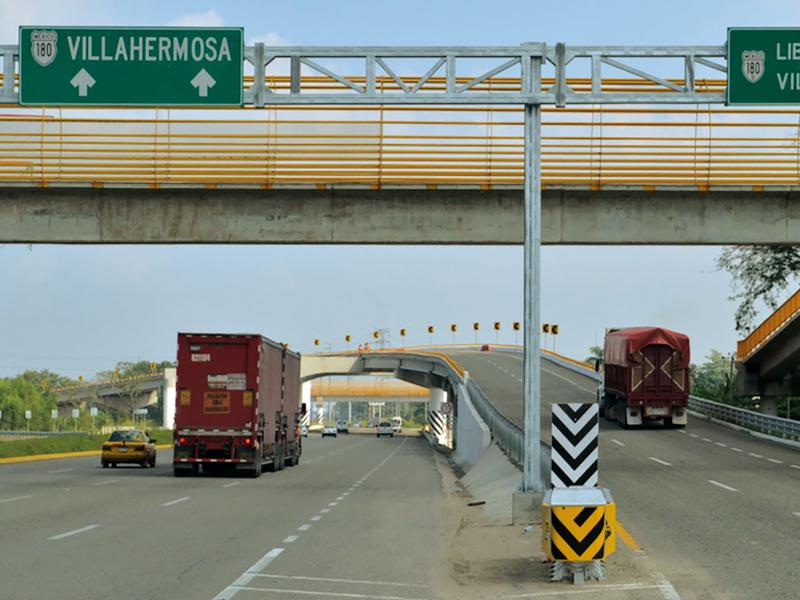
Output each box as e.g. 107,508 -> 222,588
173,333 -> 304,477
599,327 -> 690,428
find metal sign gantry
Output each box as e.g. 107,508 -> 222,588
0,41 -> 730,492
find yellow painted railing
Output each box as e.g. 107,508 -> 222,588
737,289 -> 800,361
1,78 -> 799,188
310,380 -> 427,397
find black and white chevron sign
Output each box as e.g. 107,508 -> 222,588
551,403 -> 599,488
428,411 -> 445,437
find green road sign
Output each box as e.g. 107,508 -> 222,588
728,27 -> 800,105
19,26 -> 243,106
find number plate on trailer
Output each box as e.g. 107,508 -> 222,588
648,406 -> 669,416
117,447 -> 127,452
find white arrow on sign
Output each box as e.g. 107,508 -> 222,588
190,68 -> 216,97
70,68 -> 96,97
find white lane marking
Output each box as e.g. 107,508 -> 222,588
231,587 -> 436,599
91,479 -> 118,486
342,491 -> 350,496
541,366 -> 595,395
48,468 -> 74,474
215,548 -> 286,599
320,508 -> 330,514
689,433 -> 699,438
715,442 -> 727,447
310,516 -> 322,521
708,480 -> 738,492
768,458 -> 783,464
731,448 -> 743,453
677,429 -> 686,434
701,437 -> 712,443
0,494 -> 34,504
791,465 -> 800,470
298,524 -> 312,531
328,502 -> 338,507
283,535 -> 298,544
653,570 -> 682,600
161,496 -> 190,507
793,512 -> 800,518
223,481 -> 241,488
48,524 -> 100,540
648,457 -> 672,467
611,439 -> 626,447
336,495 -> 345,500
506,582 -> 666,597
251,573 -> 430,588
748,452 -> 763,458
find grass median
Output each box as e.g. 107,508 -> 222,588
0,428 -> 173,460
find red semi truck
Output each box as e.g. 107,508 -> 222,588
173,333 -> 304,477
599,327 -> 690,428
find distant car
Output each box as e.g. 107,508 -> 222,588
321,426 -> 338,438
301,425 -> 309,437
102,429 -> 156,468
336,420 -> 349,434
376,421 -> 394,438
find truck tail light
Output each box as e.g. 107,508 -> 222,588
179,436 -> 186,444
245,437 -> 252,446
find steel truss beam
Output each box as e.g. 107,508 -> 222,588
0,42 -> 727,106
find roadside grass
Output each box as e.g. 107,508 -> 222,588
0,428 -> 173,459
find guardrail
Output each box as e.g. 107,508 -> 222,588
689,395 -> 800,441
0,431 -> 90,439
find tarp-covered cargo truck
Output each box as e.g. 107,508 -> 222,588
173,333 -> 304,477
599,327 -> 690,428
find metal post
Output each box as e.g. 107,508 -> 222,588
523,95 -> 544,492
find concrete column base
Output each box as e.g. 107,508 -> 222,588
512,490 -> 545,525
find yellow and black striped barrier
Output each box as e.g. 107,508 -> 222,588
541,488 -> 617,583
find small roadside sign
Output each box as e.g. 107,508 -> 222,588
19,26 -> 243,105
25,410 -> 32,420
441,402 -> 453,415
71,408 -> 80,418
51,409 -> 58,419
90,407 -> 98,417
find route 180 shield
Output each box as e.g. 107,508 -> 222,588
742,50 -> 765,84
31,30 -> 58,67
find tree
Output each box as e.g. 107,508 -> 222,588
585,345 -> 603,368
691,350 -> 736,403
717,246 -> 800,335
0,376 -> 56,430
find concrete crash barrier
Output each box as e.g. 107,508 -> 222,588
541,487 -> 617,585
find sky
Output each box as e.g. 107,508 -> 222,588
2,0 -> 799,378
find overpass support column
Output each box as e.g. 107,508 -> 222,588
759,397 -> 779,416
427,387 -> 449,447
162,368 -> 176,429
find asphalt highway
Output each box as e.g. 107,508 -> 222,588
0,435 -> 449,600
449,349 -> 800,599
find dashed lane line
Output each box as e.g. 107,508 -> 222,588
91,479 -> 118,486
748,452 -> 763,459
282,535 -> 298,544
611,439 -> 626,447
708,480 -> 738,492
297,524 -> 312,531
161,496 -> 190,507
714,442 -> 727,447
223,482 -> 241,488
0,494 -> 33,504
731,448 -> 743,453
310,516 -> 322,522
648,457 -> 672,467
48,524 -> 100,541
768,458 -> 783,464
791,465 -> 800,470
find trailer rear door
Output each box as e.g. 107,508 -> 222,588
176,335 -> 258,430
640,344 -> 685,398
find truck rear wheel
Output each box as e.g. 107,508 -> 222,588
617,404 -> 628,429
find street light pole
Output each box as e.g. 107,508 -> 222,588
522,49 -> 544,493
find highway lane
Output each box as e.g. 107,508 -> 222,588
448,349 -> 800,599
0,435 -> 450,600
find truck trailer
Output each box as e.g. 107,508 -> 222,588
173,333 -> 304,477
599,327 -> 690,428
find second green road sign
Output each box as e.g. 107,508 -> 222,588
19,27 -> 243,106
728,27 -> 800,105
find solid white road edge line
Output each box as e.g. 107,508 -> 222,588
48,468 -> 74,474
230,587 -> 435,600
212,548 -> 285,600
251,574 -> 430,588
91,479 -> 118,486
48,524 -> 101,540
223,481 -> 241,488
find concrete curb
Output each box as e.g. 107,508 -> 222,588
0,444 -> 173,465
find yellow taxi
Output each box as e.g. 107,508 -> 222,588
101,429 -> 157,468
